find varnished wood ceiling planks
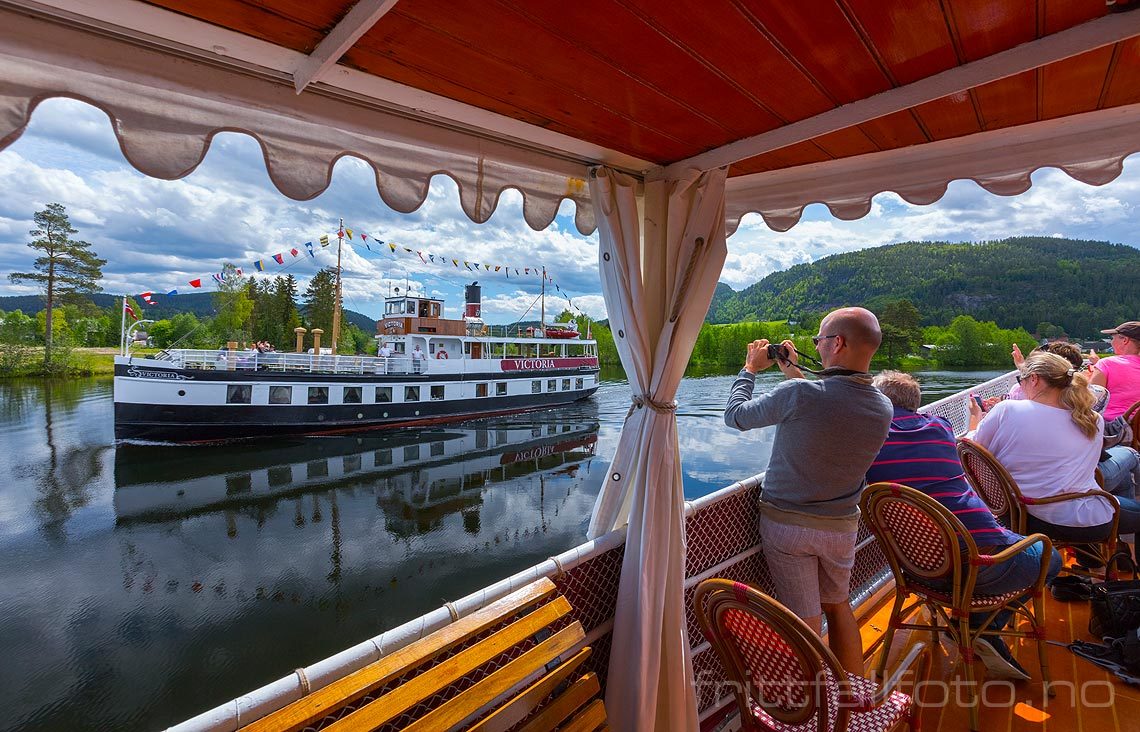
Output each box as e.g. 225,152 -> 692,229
136,0 -> 1132,176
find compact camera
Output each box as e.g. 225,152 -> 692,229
766,343 -> 789,361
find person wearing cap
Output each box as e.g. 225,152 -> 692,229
1091,321 -> 1140,421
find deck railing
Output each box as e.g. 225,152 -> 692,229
160,350 -> 427,375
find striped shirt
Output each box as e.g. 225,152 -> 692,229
866,407 -> 1021,547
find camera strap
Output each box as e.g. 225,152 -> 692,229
776,349 -> 867,378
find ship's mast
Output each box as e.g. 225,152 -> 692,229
331,217 -> 344,354
540,266 -> 546,337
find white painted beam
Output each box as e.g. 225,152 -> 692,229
666,11 -> 1140,178
292,0 -> 401,94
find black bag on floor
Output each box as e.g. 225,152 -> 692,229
1090,580 -> 1140,639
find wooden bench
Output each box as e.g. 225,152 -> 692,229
240,577 -> 607,732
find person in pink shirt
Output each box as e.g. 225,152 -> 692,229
1090,321 -> 1140,421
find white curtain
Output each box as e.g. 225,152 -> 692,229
588,166 -> 728,732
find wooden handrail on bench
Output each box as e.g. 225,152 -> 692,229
240,577 -> 607,732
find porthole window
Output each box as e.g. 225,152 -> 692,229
226,384 -> 252,404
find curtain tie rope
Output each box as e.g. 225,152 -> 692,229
627,394 -> 678,419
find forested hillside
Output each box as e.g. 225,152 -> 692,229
709,237 -> 1140,337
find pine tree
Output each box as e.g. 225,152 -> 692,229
8,203 -> 106,366
303,268 -> 337,334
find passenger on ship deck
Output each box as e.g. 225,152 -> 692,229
1090,321 -> 1140,421
869,370 -> 1061,681
411,344 -> 425,373
1002,341 -> 1135,497
724,306 -> 891,675
968,352 -> 1140,542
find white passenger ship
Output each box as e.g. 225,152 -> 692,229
114,284 -> 600,442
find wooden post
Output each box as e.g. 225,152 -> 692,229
294,327 -> 307,353
312,328 -> 324,354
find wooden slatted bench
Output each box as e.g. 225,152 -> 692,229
239,577 -> 607,732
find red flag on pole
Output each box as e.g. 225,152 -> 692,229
124,302 -> 138,321
189,278 -> 202,288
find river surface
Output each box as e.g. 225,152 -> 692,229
0,369 -> 998,732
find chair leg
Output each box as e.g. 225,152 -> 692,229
959,617 -> 980,732
1032,593 -> 1054,697
877,594 -> 905,680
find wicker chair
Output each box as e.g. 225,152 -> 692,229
956,437 -> 1123,579
860,482 -> 1054,732
693,578 -> 928,732
1124,400 -> 1140,451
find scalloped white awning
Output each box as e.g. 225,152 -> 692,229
2,5 -> 1138,238
724,102 -> 1140,234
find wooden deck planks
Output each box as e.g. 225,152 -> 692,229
882,578 -> 1140,732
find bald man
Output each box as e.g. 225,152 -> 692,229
724,307 -> 891,674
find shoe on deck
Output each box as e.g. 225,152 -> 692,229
973,636 -> 1031,681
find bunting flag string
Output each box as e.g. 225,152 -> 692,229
340,223 -> 590,319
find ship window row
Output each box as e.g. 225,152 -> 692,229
227,377 -> 591,406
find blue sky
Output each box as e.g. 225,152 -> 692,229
1,98 -> 1137,323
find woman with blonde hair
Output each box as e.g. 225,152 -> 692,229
968,352 -> 1140,538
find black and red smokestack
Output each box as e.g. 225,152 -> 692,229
464,282 -> 481,318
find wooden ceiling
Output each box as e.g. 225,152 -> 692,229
143,0 -> 1140,176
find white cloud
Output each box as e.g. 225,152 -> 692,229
3,97 -> 1139,322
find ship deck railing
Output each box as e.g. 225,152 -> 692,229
180,370 -> 1116,732
161,350 -> 428,375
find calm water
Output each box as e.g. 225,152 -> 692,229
0,369 -> 998,732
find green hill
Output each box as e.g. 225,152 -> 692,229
708,237 -> 1140,338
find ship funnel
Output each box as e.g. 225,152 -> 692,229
464,282 -> 481,318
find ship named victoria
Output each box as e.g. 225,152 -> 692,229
114,283 -> 600,442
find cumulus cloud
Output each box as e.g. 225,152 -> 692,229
2,98 -> 1138,321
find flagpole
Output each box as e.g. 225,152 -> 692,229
540,266 -> 546,337
331,217 -> 344,354
120,295 -> 127,355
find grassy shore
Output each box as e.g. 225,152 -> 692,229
0,347 -> 144,378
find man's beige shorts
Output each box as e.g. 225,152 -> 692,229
759,513 -> 857,619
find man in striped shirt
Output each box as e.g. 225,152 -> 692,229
867,371 -> 1061,681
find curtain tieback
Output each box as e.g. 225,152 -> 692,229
627,394 -> 677,418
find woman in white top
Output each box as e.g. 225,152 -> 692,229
968,352 -> 1140,539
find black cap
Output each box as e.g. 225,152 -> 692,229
1100,321 -> 1140,340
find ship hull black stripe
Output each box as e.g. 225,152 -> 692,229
114,388 -> 600,442
114,365 -> 600,383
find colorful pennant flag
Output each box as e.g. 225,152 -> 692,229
389,243 -> 397,252
140,291 -> 155,305
235,268 -> 243,276
254,260 -> 266,272
290,248 -> 299,257
166,289 -> 178,296
320,234 -> 330,248
273,253 -> 285,265
345,228 -> 354,240
305,242 -> 315,257
189,278 -> 201,288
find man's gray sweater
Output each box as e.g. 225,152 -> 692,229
725,369 -> 892,528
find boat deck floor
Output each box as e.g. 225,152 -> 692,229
859,554 -> 1140,731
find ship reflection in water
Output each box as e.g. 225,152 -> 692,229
113,415 -> 599,537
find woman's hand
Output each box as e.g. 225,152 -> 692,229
1011,343 -> 1024,368
967,394 -> 984,430
1087,349 -> 1100,367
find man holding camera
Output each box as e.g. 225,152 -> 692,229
724,307 -> 891,674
